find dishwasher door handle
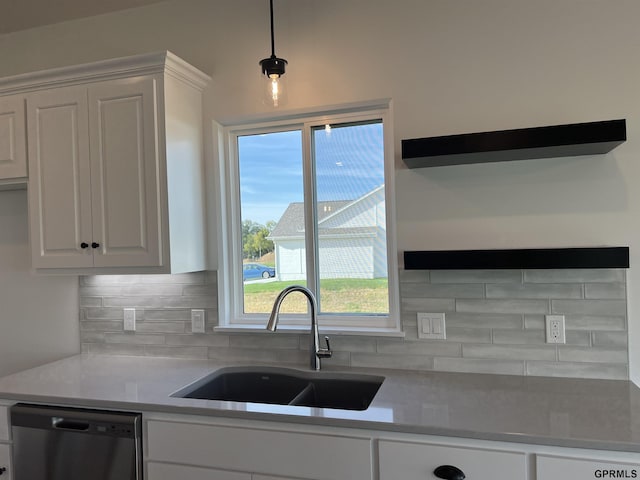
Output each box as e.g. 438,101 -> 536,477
51,416 -> 90,432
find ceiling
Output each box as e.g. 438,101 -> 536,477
0,0 -> 167,34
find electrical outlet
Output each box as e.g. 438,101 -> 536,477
191,309 -> 206,333
123,308 -> 136,332
545,314 -> 566,344
417,312 -> 446,340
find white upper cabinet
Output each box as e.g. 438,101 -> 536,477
87,76 -> 162,269
13,52 -> 210,273
27,85 -> 93,269
0,94 -> 27,187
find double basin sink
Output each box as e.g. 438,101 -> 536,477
172,366 -> 384,411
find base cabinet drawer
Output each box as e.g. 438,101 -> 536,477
0,444 -> 12,480
253,476 -> 307,480
147,462 -> 251,480
537,454 -> 640,480
147,462 -> 310,480
378,439 -> 527,480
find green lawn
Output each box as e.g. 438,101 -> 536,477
243,278 -> 389,314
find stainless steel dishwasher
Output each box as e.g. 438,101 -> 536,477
10,403 -> 142,480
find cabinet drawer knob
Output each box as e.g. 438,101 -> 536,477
80,242 -> 89,249
434,465 -> 465,480
91,242 -> 100,249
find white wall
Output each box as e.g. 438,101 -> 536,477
0,190 -> 79,376
0,0 -> 639,382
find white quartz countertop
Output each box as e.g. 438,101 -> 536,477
0,354 -> 638,452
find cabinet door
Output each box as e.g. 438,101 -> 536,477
147,462 -> 251,480
0,443 -> 11,480
537,454 -> 640,480
0,406 -> 8,442
253,476 -> 308,480
378,439 -> 527,480
0,95 -> 27,180
88,76 -> 163,268
27,86 -> 94,269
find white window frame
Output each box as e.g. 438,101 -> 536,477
215,101 -> 400,335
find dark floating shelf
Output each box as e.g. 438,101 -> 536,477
402,119 -> 626,168
404,247 -> 629,270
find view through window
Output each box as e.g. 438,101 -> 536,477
234,116 -> 391,326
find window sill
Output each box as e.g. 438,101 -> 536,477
214,324 -> 406,337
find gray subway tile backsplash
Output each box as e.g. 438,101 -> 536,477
79,268 -> 629,380
462,344 -> 557,362
564,330 -> 592,346
525,361 -> 628,380
401,283 -> 485,299
552,299 -> 627,316
524,269 -> 625,283
591,331 -> 628,347
430,270 -> 522,284
491,329 -> 547,345
456,299 -> 549,315
432,357 -> 525,376
486,283 -> 583,299
376,338 -> 462,357
445,312 -> 524,329
351,352 -> 435,370
564,314 -> 627,331
445,327 -> 493,344
584,283 -> 627,299
557,346 -> 628,364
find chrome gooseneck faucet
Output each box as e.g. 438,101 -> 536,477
266,285 -> 332,370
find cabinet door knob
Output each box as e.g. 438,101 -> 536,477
0,466 -> 7,475
434,465 -> 465,480
91,242 -> 100,249
80,242 -> 89,249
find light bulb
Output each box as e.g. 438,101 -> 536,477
269,74 -> 280,107
261,70 -> 287,107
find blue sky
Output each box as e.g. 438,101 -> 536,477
238,122 -> 384,226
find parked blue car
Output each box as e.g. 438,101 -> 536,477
243,263 -> 276,281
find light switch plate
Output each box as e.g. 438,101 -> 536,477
417,312 -> 446,340
123,308 -> 136,332
191,309 -> 206,333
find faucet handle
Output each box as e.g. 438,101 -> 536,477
318,336 -> 332,358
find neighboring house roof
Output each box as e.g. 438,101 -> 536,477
268,186 -> 384,240
318,185 -> 384,228
268,200 -> 351,239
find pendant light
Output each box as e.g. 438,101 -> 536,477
259,0 -> 288,107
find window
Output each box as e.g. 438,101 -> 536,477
217,104 -> 399,332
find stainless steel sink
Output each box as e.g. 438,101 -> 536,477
172,366 -> 384,411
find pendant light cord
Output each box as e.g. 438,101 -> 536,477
269,0 -> 276,57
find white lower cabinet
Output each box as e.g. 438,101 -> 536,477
0,406 -> 8,442
147,463 -> 307,480
145,418 -> 372,480
0,405 -> 10,480
252,476 -> 307,480
378,439 -> 527,480
0,444 -> 11,480
144,414 -> 640,480
536,454 -> 640,480
147,462 -> 251,480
